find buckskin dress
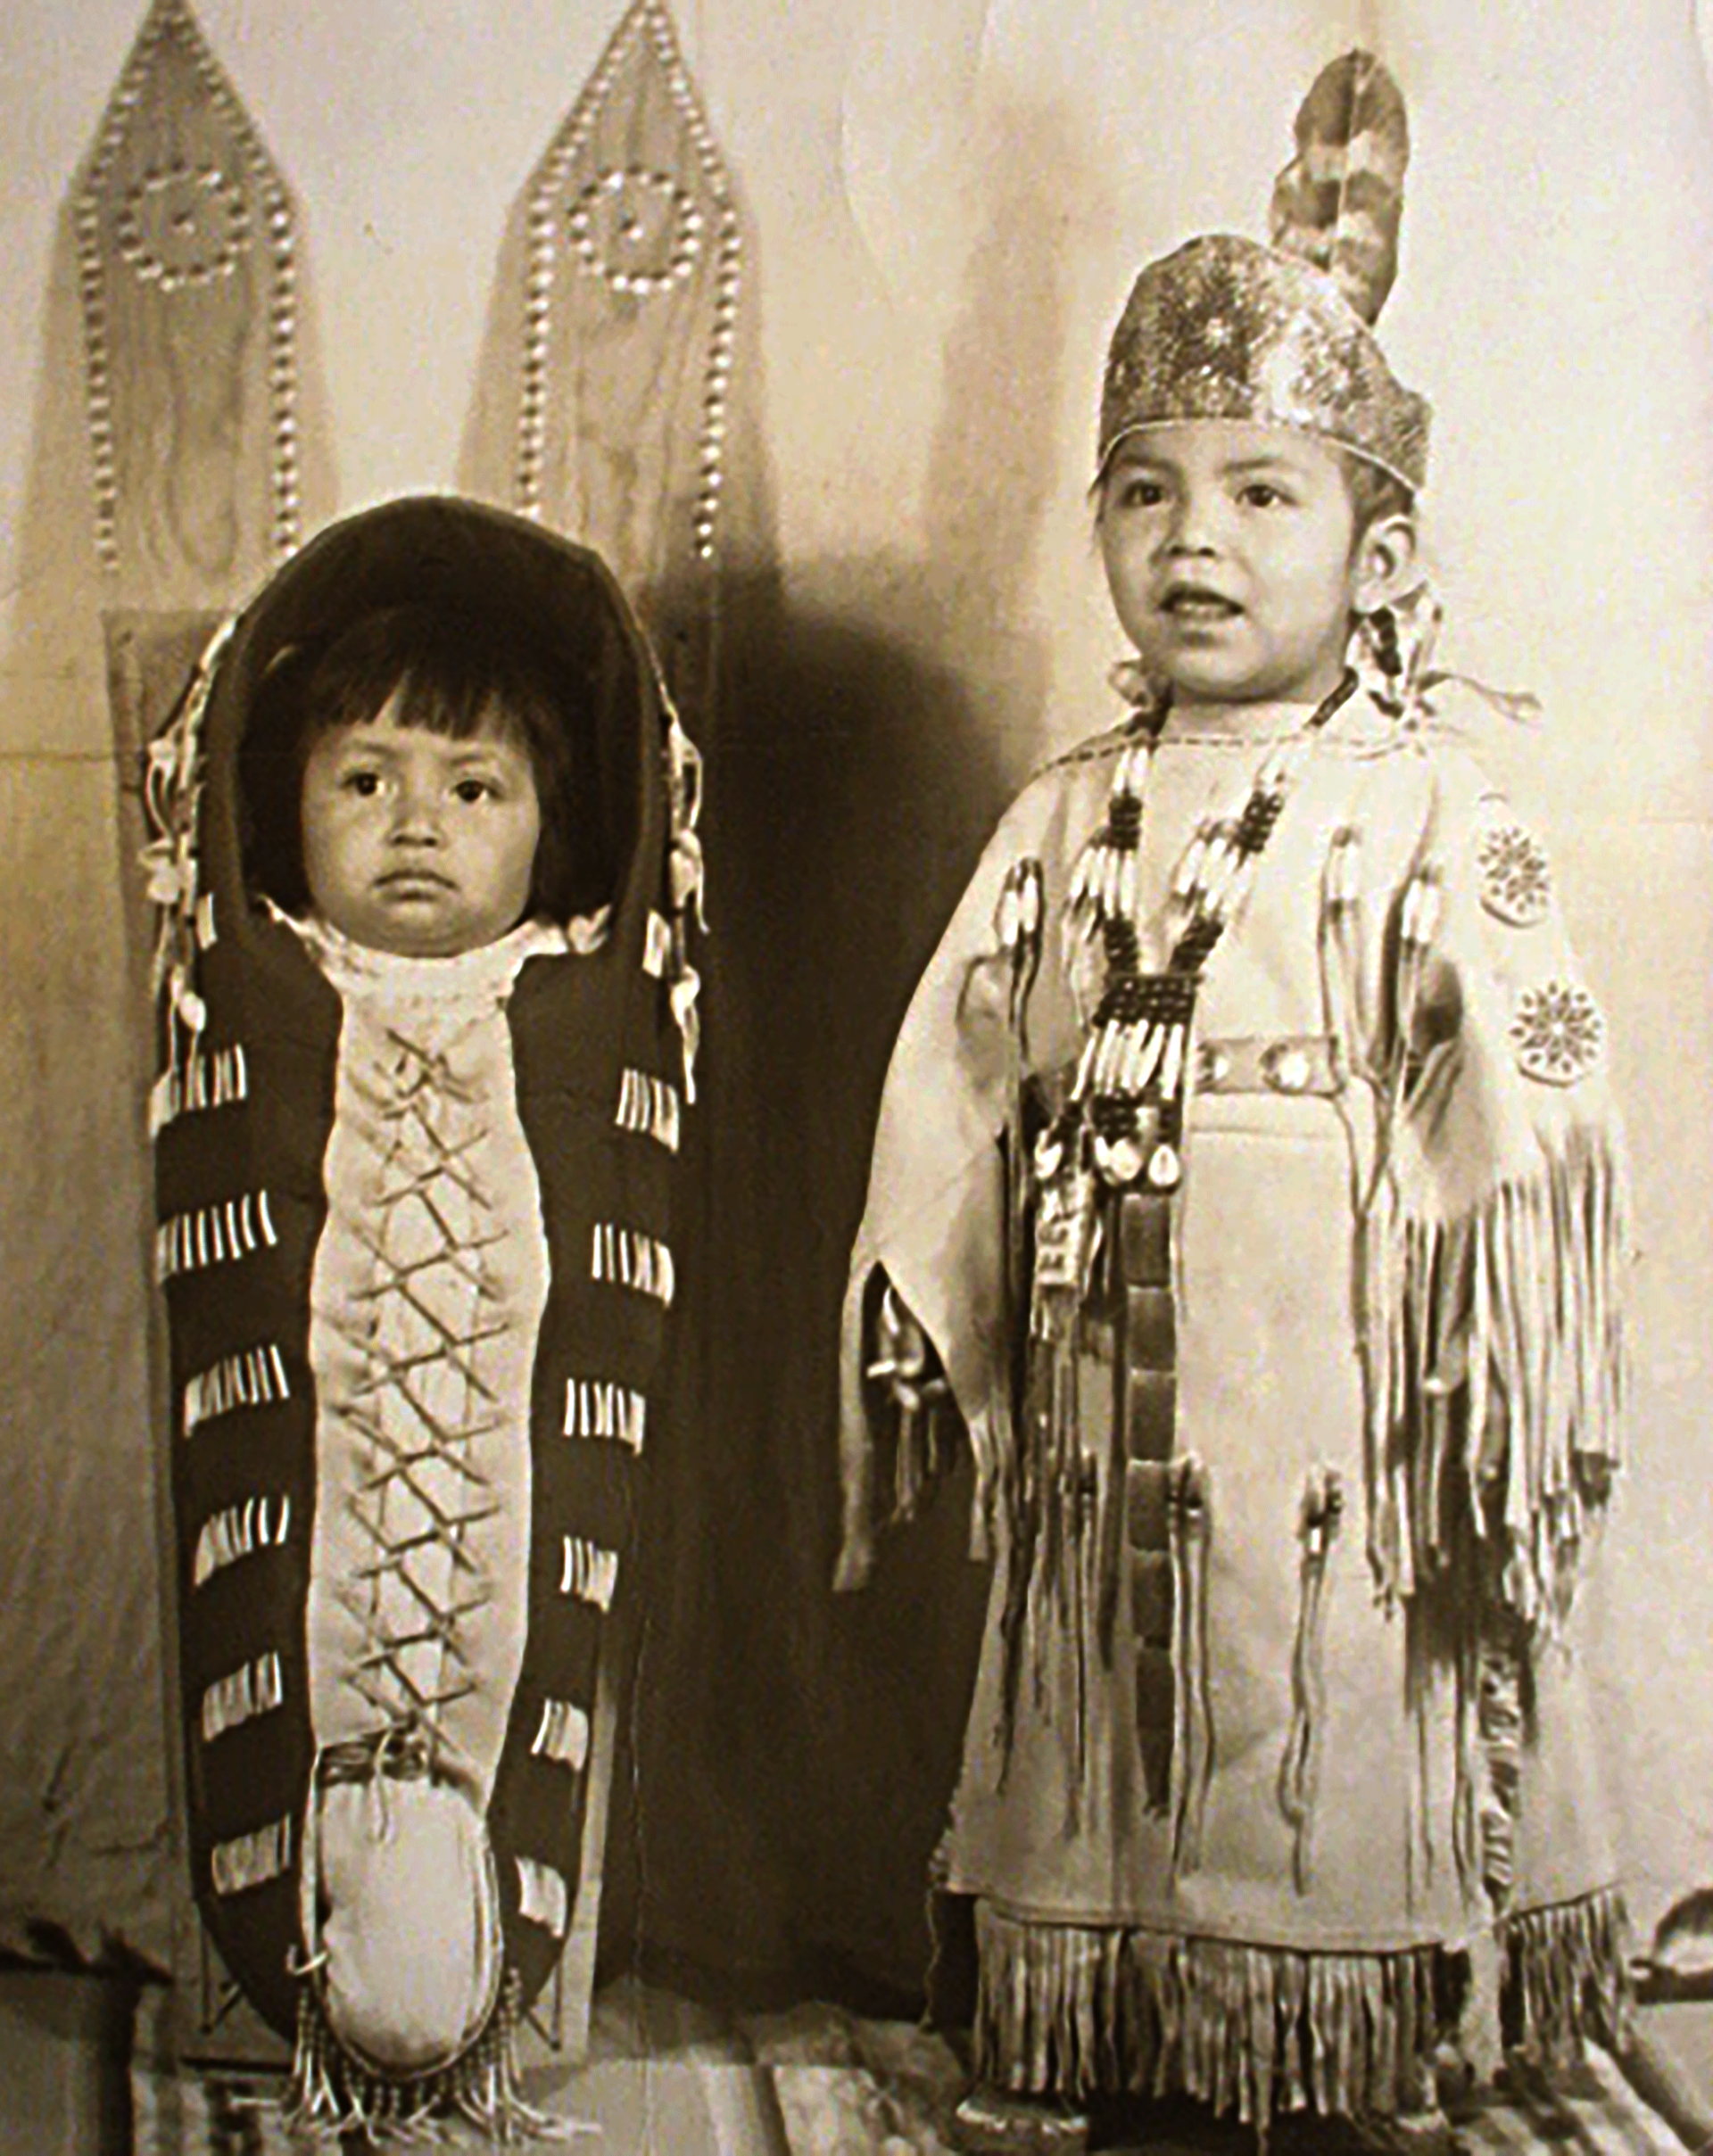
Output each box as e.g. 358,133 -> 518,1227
839,678 -> 1628,2127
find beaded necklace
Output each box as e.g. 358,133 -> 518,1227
1051,667 -> 1357,1204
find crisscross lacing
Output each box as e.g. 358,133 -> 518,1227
325,1020 -> 513,1745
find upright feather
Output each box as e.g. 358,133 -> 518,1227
1269,50 -> 1410,326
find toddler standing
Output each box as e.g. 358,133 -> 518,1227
839,54 -> 1628,2146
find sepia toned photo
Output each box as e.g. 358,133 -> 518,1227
0,4 -> 1709,2150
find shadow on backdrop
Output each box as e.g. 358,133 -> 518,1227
581,98 -> 1077,2013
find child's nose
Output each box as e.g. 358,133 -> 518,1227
1165,491 -> 1221,554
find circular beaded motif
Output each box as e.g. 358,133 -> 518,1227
117,160 -> 252,290
1477,822 -> 1552,929
568,166 -> 704,295
1510,980 -> 1603,1086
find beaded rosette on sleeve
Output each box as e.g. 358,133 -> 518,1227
140,499 -> 704,2137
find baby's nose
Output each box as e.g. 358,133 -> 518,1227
391,787 -> 443,840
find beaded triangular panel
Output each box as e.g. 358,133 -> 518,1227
76,0 -> 300,603
515,0 -> 740,707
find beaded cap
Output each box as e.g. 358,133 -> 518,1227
1096,53 -> 1430,494
1097,235 -> 1429,492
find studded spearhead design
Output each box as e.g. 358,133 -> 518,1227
76,0 -> 302,598
514,1 -> 741,604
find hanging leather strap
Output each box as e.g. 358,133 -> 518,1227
1121,1190 -> 1176,1809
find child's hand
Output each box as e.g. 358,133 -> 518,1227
866,1285 -> 947,1415
840,1279 -> 957,1590
865,1285 -> 953,1533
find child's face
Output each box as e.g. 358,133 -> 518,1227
301,694 -> 542,957
1097,420 -> 1398,707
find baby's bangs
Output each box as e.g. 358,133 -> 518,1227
388,655 -> 519,744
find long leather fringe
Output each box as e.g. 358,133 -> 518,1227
972,1903 -> 1440,2121
1373,1128 -> 1625,1628
1502,1886 -> 1630,2061
281,1973 -> 588,2144
972,1885 -> 1630,2123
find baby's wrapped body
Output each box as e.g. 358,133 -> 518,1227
294,919 -> 562,2081
144,497 -> 702,2129
299,919 -> 565,1800
840,684 -> 1628,2124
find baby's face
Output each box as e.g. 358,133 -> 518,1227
1096,419 -> 1363,707
301,694 -> 542,957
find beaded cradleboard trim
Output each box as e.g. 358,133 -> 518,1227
514,0 -> 740,570
76,0 -> 300,599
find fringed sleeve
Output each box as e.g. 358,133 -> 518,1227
836,763 -> 1093,1590
1368,744 -> 1628,1630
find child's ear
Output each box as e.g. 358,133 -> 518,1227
1351,511 -> 1419,613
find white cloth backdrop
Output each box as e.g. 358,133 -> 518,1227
0,0 -> 1709,1968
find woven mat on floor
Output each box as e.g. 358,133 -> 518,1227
749,2011 -> 1689,2155
132,2012 -> 1687,2152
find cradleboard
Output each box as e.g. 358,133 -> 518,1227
141,495 -> 703,2132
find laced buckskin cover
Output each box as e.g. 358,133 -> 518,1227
143,497 -> 702,2097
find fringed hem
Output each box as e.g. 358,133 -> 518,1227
1375,1127 -> 1626,1629
280,1975 -> 592,2144
972,1904 -> 1442,2123
1501,1887 -> 1631,2062
972,1888 -> 1631,2124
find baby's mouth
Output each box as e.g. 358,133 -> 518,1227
377,870 -> 454,895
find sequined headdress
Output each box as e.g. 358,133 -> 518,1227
1097,53 -> 1429,494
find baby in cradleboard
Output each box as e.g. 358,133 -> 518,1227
144,499 -> 703,2137
838,54 -> 1629,2152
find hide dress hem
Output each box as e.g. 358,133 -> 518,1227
971,1885 -> 1629,2121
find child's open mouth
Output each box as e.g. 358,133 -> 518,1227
1162,586 -> 1242,622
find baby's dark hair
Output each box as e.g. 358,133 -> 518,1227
242,601 -> 606,921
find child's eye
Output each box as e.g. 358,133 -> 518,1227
343,770 -> 384,797
1113,477 -> 1166,509
453,777 -> 495,805
1239,482 -> 1290,508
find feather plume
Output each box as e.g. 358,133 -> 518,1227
1269,51 -> 1410,326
